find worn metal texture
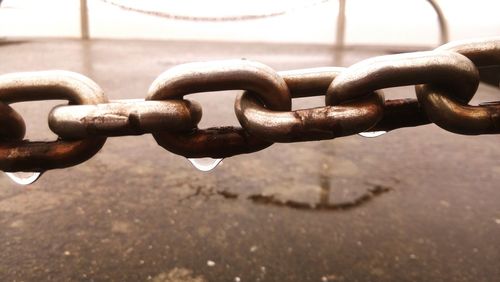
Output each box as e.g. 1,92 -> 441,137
147,60 -> 291,157
235,67 -> 384,142
0,102 -> 25,141
0,39 -> 499,282
49,99 -> 203,138
0,71 -> 107,172
2,38 -> 498,168
416,38 -> 500,134
325,51 -> 479,106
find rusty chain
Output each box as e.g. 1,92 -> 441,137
0,37 -> 498,173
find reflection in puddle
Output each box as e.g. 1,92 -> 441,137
247,185 -> 391,211
319,174 -> 330,206
181,176 -> 392,212
180,155 -> 394,211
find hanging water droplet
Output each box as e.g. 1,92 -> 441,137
188,158 -> 223,172
5,172 -> 42,185
359,131 -> 387,138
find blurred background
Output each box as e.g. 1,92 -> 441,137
1,0 -> 499,47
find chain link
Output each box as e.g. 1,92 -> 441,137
99,0 -> 331,22
235,67 -> 384,142
49,99 -> 202,138
416,38 -> 500,134
0,37 -> 498,172
146,60 -> 291,158
0,71 -> 108,172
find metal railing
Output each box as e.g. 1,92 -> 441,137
78,0 -> 449,46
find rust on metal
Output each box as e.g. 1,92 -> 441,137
235,67 -> 384,142
417,37 -> 500,134
146,59 -> 291,158
371,99 -> 430,132
153,126 -> 271,158
0,102 -> 25,141
49,99 -> 202,138
0,37 -> 498,173
0,71 -> 107,172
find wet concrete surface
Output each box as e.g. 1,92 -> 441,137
0,39 -> 499,281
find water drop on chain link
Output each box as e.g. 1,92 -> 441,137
188,158 -> 223,172
358,131 -> 387,138
5,172 -> 42,185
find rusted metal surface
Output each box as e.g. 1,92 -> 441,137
1,38 -> 499,170
417,38 -> 500,134
153,127 -> 272,158
235,67 -> 384,142
371,99 -> 430,132
0,102 -> 25,141
146,60 -> 291,157
49,99 -> 202,138
0,71 -> 107,172
0,138 -> 105,172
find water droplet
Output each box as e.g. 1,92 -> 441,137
207,260 -> 216,267
359,131 -> 387,138
5,172 -> 42,185
188,158 -> 223,172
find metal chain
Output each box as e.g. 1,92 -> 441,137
0,37 -> 498,172
99,0 -> 331,22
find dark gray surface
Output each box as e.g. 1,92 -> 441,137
0,39 -> 499,282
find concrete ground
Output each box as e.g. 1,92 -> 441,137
0,39 -> 499,282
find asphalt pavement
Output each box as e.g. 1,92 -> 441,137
0,39 -> 499,282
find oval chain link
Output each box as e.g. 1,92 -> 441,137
235,67 -> 384,142
326,51 -> 479,106
146,59 -> 291,158
49,99 -> 203,138
0,71 -> 107,172
416,37 -> 500,134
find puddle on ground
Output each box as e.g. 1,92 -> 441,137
175,145 -> 399,212
179,174 -> 395,212
246,184 -> 392,211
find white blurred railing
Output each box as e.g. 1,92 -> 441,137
78,0 -> 448,47
80,0 -> 89,40
2,0 -> 499,46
